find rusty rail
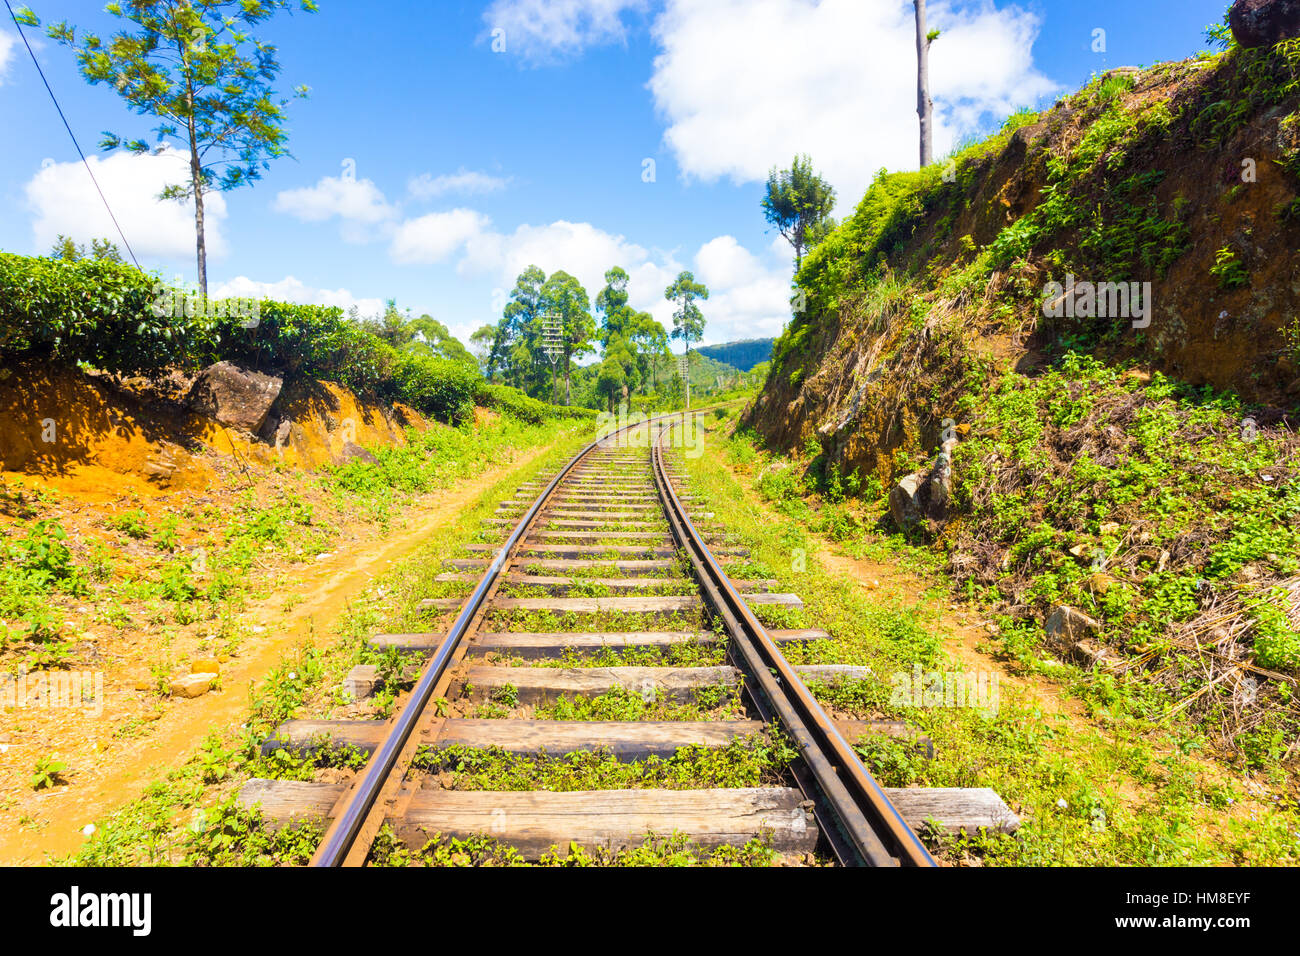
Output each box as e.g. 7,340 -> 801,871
651,414 -> 936,867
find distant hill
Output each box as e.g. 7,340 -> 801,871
696,338 -> 774,372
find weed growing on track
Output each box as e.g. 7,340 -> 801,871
522,639 -> 726,669
534,686 -> 748,722
485,607 -> 705,633
366,827 -> 780,867
411,734 -> 796,791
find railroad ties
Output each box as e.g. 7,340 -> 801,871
240,422 -> 1019,865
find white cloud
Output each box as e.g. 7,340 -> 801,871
456,218 -> 679,325
408,169 -> 511,199
695,235 -> 766,290
451,216 -> 790,345
462,220 -> 648,295
691,236 -> 794,342
24,147 -> 228,260
483,0 -> 649,62
390,209 -> 493,265
273,175 -> 395,224
0,31 -> 18,84
209,275 -> 385,319
694,271 -> 794,342
649,0 -> 1058,203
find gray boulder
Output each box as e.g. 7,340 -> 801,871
1230,0 -> 1300,48
889,472 -> 926,530
928,451 -> 953,516
1044,605 -> 1101,653
339,441 -> 379,465
187,361 -> 282,434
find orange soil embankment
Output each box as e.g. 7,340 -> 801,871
0,360 -> 427,498
0,443 -> 549,864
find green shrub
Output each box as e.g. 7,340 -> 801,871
0,252 -> 492,425
391,352 -> 479,425
1250,592 -> 1300,671
476,382 -> 595,423
0,253 -> 185,376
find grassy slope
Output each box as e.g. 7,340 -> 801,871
0,410 -> 589,854
738,42 -> 1300,819
696,407 -> 1298,865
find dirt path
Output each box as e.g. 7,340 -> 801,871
713,455 -> 1089,724
809,546 -> 1085,722
0,445 -> 548,864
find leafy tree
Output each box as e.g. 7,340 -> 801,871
627,310 -> 667,390
665,271 -> 708,410
45,0 -> 317,296
665,271 -> 709,352
595,266 -> 631,342
595,356 -> 627,413
360,301 -> 474,366
408,315 -> 475,366
662,369 -> 685,409
481,318 -> 514,382
501,265 -> 549,396
469,323 -> 497,375
365,299 -> 411,348
541,270 -> 595,405
47,235 -> 124,263
761,155 -> 837,270
593,265 -> 673,403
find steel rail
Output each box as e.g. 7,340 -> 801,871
310,412 -> 676,867
651,415 -> 937,867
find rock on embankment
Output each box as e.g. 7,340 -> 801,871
186,361 -> 282,434
1230,0 -> 1300,48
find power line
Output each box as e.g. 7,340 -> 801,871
5,0 -> 141,268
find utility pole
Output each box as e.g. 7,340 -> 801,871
678,353 -> 690,412
914,0 -> 934,168
541,312 -> 563,404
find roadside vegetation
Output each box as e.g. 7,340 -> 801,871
726,24 -> 1300,866
700,406 -> 1299,865
0,412 -> 587,669
0,247 -> 587,426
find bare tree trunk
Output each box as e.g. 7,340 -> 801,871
179,34 -> 207,298
191,149 -> 207,298
914,0 -> 934,168
684,347 -> 691,412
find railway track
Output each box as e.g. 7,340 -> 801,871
241,412 -> 1016,866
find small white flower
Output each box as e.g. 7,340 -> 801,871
82,824 -> 96,837
1056,798 -> 1068,809
288,671 -> 297,680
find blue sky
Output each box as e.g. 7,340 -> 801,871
1,0 -> 1231,351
